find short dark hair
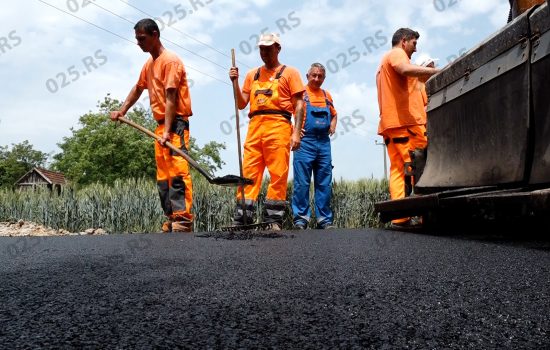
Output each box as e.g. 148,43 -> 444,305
391,28 -> 420,46
134,18 -> 160,36
308,63 -> 326,75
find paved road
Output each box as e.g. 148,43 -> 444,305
1,228 -> 549,349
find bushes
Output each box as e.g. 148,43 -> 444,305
0,177 -> 389,233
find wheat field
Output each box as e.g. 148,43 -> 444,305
0,177 -> 389,233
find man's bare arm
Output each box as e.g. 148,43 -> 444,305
110,85 -> 144,121
291,94 -> 304,151
229,67 -> 250,109
395,62 -> 439,79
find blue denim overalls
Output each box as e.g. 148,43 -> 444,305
292,90 -> 333,228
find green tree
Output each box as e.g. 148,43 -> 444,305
0,140 -> 49,188
52,95 -> 226,185
190,139 -> 226,175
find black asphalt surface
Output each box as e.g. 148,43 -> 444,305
1,228 -> 549,349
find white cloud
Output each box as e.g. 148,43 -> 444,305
0,0 -> 519,180
283,0 -> 378,49
331,82 -> 378,138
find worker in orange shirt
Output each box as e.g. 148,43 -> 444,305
229,33 -> 305,230
376,28 -> 439,228
110,18 -> 194,233
292,63 -> 337,230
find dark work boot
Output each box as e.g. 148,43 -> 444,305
172,220 -> 193,233
233,199 -> 257,226
262,199 -> 287,222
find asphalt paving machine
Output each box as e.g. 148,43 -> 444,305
375,0 -> 550,226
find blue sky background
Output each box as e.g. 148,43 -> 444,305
0,0 -> 510,180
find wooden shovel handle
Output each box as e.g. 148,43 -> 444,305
117,117 -> 214,181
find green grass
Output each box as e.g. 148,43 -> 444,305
0,176 -> 389,233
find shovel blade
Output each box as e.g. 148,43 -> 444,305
210,175 -> 253,187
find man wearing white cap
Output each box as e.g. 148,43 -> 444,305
229,33 -> 305,230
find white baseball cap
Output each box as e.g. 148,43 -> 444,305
415,54 -> 439,67
257,33 -> 281,47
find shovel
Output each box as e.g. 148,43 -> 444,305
117,116 -> 253,187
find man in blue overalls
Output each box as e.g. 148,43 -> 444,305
292,63 -> 338,229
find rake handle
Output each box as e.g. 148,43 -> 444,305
231,49 -> 248,224
117,117 -> 215,182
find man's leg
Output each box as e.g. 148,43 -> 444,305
166,118 -> 193,232
263,117 -> 292,227
292,136 -> 315,228
407,125 -> 428,188
384,127 -> 413,224
155,124 -> 173,232
313,138 -> 333,228
234,118 -> 264,225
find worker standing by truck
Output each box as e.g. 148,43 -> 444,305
376,28 -> 439,229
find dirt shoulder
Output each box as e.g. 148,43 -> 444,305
0,220 -> 107,237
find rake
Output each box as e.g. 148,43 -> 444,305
118,117 -> 253,187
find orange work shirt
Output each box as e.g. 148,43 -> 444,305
304,85 -> 337,117
376,47 -> 426,135
243,65 -> 304,116
137,49 -> 192,122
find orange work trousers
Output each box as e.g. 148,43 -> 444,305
155,118 -> 193,222
238,115 -> 292,202
383,125 -> 427,222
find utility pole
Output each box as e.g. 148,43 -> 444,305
375,140 -> 388,180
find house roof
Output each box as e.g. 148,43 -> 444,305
35,168 -> 67,185
15,167 -> 67,186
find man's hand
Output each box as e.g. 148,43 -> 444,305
159,130 -> 170,146
229,67 -> 239,81
290,95 -> 304,150
229,67 -> 250,109
291,130 -> 301,151
110,110 -> 124,121
329,116 -> 337,136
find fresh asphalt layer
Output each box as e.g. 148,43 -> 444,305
1,228 -> 549,349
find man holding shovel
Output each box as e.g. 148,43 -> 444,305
229,33 -> 305,230
110,18 -> 194,233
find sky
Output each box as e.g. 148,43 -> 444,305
0,0 -> 510,181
